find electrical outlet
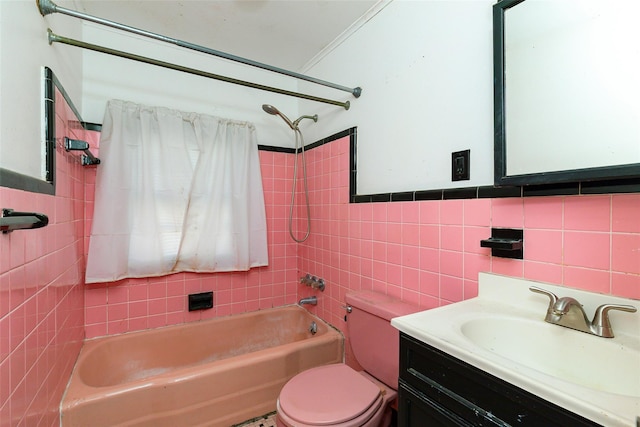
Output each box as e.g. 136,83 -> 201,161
452,149 -> 470,181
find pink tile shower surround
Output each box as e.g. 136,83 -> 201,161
2,113 -> 639,426
82,149 -> 301,338
0,89 -> 86,426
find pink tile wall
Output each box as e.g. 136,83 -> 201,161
82,149 -> 300,338
2,93 -> 634,423
0,89 -> 86,426
82,129 -> 638,359
297,136 -> 640,367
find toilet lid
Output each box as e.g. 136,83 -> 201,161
279,364 -> 382,425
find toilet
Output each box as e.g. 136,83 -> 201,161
276,290 -> 421,427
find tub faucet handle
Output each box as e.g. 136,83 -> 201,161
299,274 -> 312,285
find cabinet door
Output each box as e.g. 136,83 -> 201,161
399,333 -> 600,427
398,382 -> 471,427
399,380 -> 510,427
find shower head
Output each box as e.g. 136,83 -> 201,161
262,104 -> 294,130
261,104 -> 279,115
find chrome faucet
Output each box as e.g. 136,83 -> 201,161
299,274 -> 326,291
530,286 -> 637,338
298,296 -> 317,306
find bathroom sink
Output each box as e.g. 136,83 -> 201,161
391,273 -> 640,427
460,316 -> 640,397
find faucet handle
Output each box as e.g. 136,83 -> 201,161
529,286 -> 558,312
299,274 -> 312,285
591,303 -> 637,338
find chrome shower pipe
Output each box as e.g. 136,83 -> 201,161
37,0 -> 362,99
288,127 -> 312,243
283,127 -> 318,243
262,104 -> 315,242
46,30 -> 351,110
293,115 -> 319,129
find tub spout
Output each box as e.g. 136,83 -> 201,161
299,296 -> 317,306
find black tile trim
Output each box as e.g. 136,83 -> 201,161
444,187 -> 478,200
348,179 -> 639,204
522,183 -> 580,197
414,190 -> 444,201
478,185 -> 521,198
257,145 -> 295,154
44,68 -> 56,186
581,178 -> 640,194
351,194 -> 371,203
370,193 -> 392,203
350,129 -> 357,199
82,122 -> 103,132
391,192 -> 414,202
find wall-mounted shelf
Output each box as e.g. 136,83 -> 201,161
1,208 -> 49,233
64,137 -> 100,166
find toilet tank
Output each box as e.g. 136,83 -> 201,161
345,291 -> 421,390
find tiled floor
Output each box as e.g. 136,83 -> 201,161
234,412 -> 277,427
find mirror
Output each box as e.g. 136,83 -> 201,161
0,67 -> 56,194
494,0 -> 640,186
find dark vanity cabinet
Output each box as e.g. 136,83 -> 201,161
397,333 -> 600,426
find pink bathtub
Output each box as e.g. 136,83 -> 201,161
61,306 -> 343,426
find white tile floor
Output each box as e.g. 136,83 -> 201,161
234,412 -> 277,427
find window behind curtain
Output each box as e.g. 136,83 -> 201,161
85,100 -> 268,284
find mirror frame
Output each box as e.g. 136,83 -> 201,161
0,67 -> 56,195
493,0 -> 640,186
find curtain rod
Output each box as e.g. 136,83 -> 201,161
37,0 -> 362,100
46,30 -> 351,110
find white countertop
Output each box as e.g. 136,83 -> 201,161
391,273 -> 640,427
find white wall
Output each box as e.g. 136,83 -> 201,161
81,23 -> 304,149
65,0 -> 496,193
0,0 -> 82,179
80,0 -> 497,193
301,0 -> 496,194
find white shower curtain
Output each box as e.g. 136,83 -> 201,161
85,100 -> 268,283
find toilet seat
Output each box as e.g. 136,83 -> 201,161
277,364 -> 383,426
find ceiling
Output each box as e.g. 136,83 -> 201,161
72,0 -> 380,72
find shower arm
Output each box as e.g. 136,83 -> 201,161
293,115 -> 319,128
37,0 -> 362,99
